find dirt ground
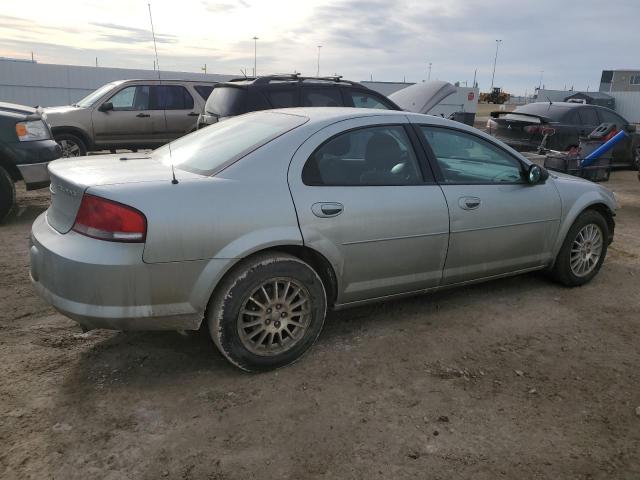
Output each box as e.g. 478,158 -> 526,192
1,172 -> 639,480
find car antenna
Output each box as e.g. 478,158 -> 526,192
148,2 -> 178,184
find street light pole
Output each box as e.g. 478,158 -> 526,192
538,70 -> 544,90
317,45 -> 322,77
252,36 -> 259,77
428,62 -> 432,81
490,39 -> 502,91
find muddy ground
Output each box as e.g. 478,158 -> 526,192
1,172 -> 639,480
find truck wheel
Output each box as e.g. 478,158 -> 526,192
55,133 -> 87,157
551,210 -> 608,287
0,165 -> 16,223
207,252 -> 327,372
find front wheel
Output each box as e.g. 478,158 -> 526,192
551,210 -> 608,286
207,252 -> 327,372
55,133 -> 87,157
0,165 -> 16,223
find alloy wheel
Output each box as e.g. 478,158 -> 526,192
237,277 -> 311,356
570,223 -> 603,277
59,139 -> 81,157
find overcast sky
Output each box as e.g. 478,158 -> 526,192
0,0 -> 637,95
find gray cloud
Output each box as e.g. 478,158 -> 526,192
201,0 -> 250,12
90,22 -> 178,44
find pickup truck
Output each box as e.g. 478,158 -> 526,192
0,102 -> 61,222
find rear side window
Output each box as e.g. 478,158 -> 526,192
344,90 -> 392,109
194,85 -> 214,100
268,89 -> 298,108
150,86 -> 194,110
301,88 -> 343,107
205,87 -> 247,116
302,125 -> 423,186
563,110 -> 581,125
155,112 -> 307,175
579,108 -> 599,126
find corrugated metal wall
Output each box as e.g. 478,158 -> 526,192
608,92 -> 640,123
0,59 -> 233,107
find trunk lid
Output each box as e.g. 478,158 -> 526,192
388,81 -> 457,114
491,112 -> 551,145
46,154 -> 202,233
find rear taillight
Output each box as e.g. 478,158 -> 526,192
524,125 -> 555,136
72,194 -> 147,242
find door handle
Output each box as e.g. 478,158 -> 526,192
458,196 -> 481,210
187,112 -> 199,117
311,202 -> 344,218
136,113 -> 150,118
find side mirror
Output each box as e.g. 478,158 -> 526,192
99,102 -> 113,112
526,164 -> 548,184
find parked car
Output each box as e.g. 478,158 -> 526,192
487,102 -> 640,169
45,79 -> 216,157
197,74 -> 401,128
0,102 -> 61,221
31,107 -> 617,372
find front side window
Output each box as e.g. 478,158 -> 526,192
597,109 -> 626,128
108,86 -> 150,110
630,75 -> 640,85
346,91 -> 391,109
150,86 -> 194,110
302,125 -> 423,186
154,111 -> 307,176
579,108 -> 599,126
420,126 -> 523,184
301,88 -> 342,107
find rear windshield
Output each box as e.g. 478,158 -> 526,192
508,103 -> 569,121
154,111 -> 308,176
205,86 -> 247,117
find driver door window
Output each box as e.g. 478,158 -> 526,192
420,126 -> 522,184
108,86 -> 150,111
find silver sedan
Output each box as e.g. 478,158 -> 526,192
30,108 -> 617,371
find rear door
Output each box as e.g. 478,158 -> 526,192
150,85 -> 199,143
415,123 -> 561,284
288,116 -> 450,304
91,84 -> 155,147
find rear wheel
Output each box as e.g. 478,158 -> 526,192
55,133 -> 87,157
0,165 -> 16,223
551,210 -> 608,286
207,252 -> 327,372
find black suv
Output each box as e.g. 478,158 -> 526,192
197,74 -> 401,129
0,102 -> 61,221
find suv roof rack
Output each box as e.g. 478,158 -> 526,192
224,74 -> 363,88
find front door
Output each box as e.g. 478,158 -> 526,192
288,117 -> 450,304
92,84 -> 155,148
415,124 -> 562,285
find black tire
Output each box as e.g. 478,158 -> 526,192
207,252 -> 327,372
55,133 -> 87,157
0,165 -> 16,223
551,209 -> 609,287
632,147 -> 640,171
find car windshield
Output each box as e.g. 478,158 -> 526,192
205,86 -> 247,117
75,81 -> 123,107
154,111 -> 308,175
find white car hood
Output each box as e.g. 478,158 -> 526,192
389,81 -> 457,114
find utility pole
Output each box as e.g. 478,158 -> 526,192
538,70 -> 544,90
473,68 -> 477,88
202,64 -> 207,74
490,39 -> 502,92
316,45 -> 322,77
428,62 -> 432,81
252,36 -> 258,77
31,51 -> 34,63
95,57 -> 98,67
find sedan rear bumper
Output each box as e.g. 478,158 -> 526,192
29,212 -> 230,331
